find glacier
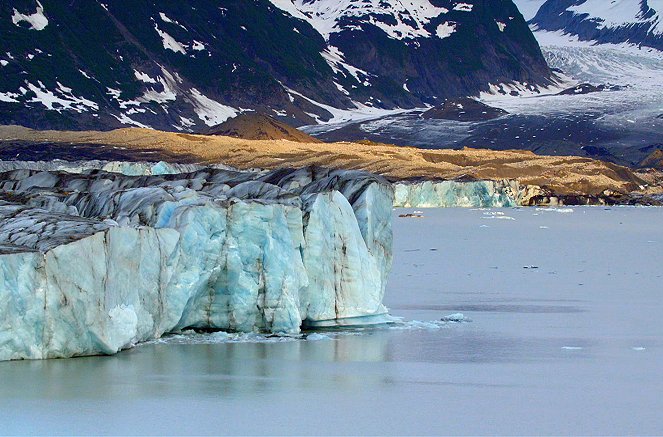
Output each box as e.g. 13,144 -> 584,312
0,163 -> 394,360
391,180 -> 548,208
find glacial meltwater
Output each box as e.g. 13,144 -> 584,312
1,207 -> 662,435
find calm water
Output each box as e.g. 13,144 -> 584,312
1,207 -> 662,435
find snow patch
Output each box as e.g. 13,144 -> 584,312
11,1 -> 49,31
24,81 -> 98,112
159,12 -> 188,31
189,88 -> 238,126
283,84 -> 407,125
111,113 -> 151,129
269,0 -> 449,41
453,3 -> 474,12
154,23 -> 187,54
0,91 -> 20,103
134,70 -> 158,84
321,46 -> 373,85
192,40 -> 206,51
436,22 -> 457,39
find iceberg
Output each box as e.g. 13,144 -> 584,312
0,164 -> 393,360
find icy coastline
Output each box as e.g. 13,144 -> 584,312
0,163 -> 393,360
393,180 -> 520,208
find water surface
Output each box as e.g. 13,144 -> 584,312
1,207 -> 662,435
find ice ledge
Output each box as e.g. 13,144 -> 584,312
0,164 -> 394,360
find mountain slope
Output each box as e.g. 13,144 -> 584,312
0,0 -> 552,132
531,0 -> 663,50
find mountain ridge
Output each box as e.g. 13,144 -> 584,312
0,0 -> 553,132
531,0 -> 663,50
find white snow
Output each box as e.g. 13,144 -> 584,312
496,21 -> 507,32
191,40 -> 206,51
568,0 -> 663,35
0,60 -> 8,67
188,88 -> 238,126
321,46 -> 372,85
436,22 -> 457,39
269,0 -> 449,41
24,81 -> 98,112
11,1 -> 49,31
481,29 -> 663,130
283,84 -> 408,124
178,116 -> 196,128
0,91 -> 20,103
134,70 -> 158,84
138,69 -> 177,104
153,24 -> 187,54
453,3 -> 473,12
111,113 -> 151,128
159,12 -> 188,31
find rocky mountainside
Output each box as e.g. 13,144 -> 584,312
530,0 -> 663,50
0,0 -> 552,132
640,149 -> 663,169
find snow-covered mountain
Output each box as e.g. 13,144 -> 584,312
512,0 -> 547,20
0,0 -> 552,132
530,0 -> 663,50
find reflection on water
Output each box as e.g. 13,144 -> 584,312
0,331 -> 394,400
0,324 -> 595,403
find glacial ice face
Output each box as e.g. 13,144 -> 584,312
393,180 -> 520,208
0,159 -> 220,176
0,163 -> 393,360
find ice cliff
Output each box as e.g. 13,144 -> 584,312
0,163 -> 393,360
393,180 -> 520,208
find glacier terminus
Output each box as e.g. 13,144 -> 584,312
0,163 -> 394,360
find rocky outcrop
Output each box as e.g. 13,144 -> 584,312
206,114 -> 322,143
422,98 -> 509,121
0,164 -> 394,360
639,149 -> 663,170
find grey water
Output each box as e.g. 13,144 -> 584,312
1,207 -> 662,435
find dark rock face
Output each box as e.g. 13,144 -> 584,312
0,0 -> 552,131
531,0 -> 663,50
557,83 -> 625,95
422,98 -> 508,121
206,114 -> 322,143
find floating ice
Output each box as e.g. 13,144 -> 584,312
440,313 -> 471,323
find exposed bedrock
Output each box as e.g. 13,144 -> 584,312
0,165 -> 393,360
